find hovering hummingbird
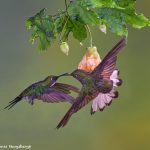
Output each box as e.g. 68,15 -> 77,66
4,73 -> 79,110
57,38 -> 126,128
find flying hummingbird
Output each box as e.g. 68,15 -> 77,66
4,73 -> 79,110
57,38 -> 126,128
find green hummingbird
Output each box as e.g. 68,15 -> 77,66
4,73 -> 79,110
57,38 -> 126,128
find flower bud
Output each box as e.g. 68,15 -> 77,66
60,42 -> 69,56
78,46 -> 101,72
99,24 -> 107,34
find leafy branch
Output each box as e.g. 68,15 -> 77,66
26,0 -> 150,52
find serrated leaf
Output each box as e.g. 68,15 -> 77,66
114,0 -> 136,8
53,13 -> 66,34
38,31 -> 50,50
26,1 -> 150,51
97,6 -> 150,36
124,9 -> 150,28
26,9 -> 55,51
60,19 -> 87,42
97,8 -> 128,36
72,21 -> 87,41
77,0 -> 136,9
26,19 -> 32,29
68,3 -> 100,25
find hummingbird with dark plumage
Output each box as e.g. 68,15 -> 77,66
4,73 -> 79,110
57,38 -> 126,128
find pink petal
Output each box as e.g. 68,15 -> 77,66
110,70 -> 118,80
112,79 -> 120,87
109,89 -> 116,97
105,94 -> 112,104
98,94 -> 106,109
110,70 -> 120,87
92,96 -> 99,112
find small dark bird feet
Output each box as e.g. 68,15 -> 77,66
28,99 -> 34,105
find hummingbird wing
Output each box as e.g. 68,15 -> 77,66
57,90 -> 99,128
36,88 -> 75,104
4,82 -> 39,110
4,82 -> 79,109
53,83 -> 80,94
36,82 -> 80,103
91,38 -> 126,79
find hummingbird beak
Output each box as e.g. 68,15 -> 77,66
57,73 -> 71,78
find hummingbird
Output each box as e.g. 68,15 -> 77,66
4,73 -> 79,110
57,38 -> 126,128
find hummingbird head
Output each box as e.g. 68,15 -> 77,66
44,73 -> 70,86
71,69 -> 88,83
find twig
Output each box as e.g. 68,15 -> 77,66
65,0 -> 68,12
65,0 -> 69,16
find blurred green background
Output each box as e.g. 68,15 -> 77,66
0,0 -> 150,150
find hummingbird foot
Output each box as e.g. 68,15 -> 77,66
25,97 -> 34,105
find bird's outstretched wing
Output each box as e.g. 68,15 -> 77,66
91,38 -> 126,79
53,83 -> 80,94
37,83 -> 80,104
57,90 -> 99,128
37,89 -> 76,104
4,82 -> 80,109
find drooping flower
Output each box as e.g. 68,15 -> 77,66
78,46 -> 122,113
78,46 -> 101,72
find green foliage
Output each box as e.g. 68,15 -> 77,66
26,0 -> 150,51
68,2 -> 100,25
26,9 -> 55,50
97,8 -> 128,36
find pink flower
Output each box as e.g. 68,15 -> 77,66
78,47 -> 101,72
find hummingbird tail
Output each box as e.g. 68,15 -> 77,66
56,107 -> 73,129
4,96 -> 22,110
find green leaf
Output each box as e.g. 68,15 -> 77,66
114,0 -> 136,8
72,21 -> 87,41
76,0 -> 136,9
97,6 -> 150,36
68,3 -> 100,25
53,13 -> 66,34
124,9 -> 150,28
26,9 -> 55,51
60,18 -> 87,42
60,18 -> 73,41
97,8 -> 128,36
26,1 -> 150,51
26,19 -> 32,29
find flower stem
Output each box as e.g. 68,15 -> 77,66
86,25 -> 93,47
59,0 -> 69,42
59,16 -> 69,42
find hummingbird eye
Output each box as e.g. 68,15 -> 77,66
51,76 -> 57,81
50,77 -> 54,80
